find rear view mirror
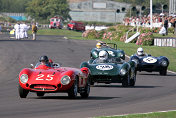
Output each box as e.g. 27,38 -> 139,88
30,64 -> 34,69
53,63 -> 60,68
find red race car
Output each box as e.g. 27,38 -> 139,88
18,61 -> 90,98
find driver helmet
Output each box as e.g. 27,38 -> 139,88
96,42 -> 102,48
39,55 -> 49,64
137,47 -> 144,56
99,50 -> 108,60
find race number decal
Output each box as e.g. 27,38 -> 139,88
143,57 -> 157,63
96,65 -> 113,70
108,51 -> 115,56
36,74 -> 44,80
36,74 -> 54,81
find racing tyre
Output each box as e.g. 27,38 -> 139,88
37,92 -> 45,97
130,72 -> 136,86
18,84 -> 29,98
90,81 -> 94,86
80,79 -> 90,98
160,69 -> 167,76
122,74 -> 129,87
68,78 -> 78,98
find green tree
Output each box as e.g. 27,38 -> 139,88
0,0 -> 29,12
26,0 -> 70,21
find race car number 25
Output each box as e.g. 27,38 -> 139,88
36,74 -> 54,81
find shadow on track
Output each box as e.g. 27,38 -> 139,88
93,84 -> 162,88
28,96 -> 119,100
138,73 -> 176,76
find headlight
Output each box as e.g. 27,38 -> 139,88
20,74 -> 28,84
161,61 -> 167,67
92,51 -> 98,58
120,68 -> 127,76
61,75 -> 71,85
120,53 -> 124,57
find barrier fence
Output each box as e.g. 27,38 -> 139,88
154,38 -> 176,47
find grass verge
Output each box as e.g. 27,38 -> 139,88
34,29 -> 176,72
96,111 -> 176,118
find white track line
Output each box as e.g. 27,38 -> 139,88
101,110 -> 176,117
64,37 -> 68,40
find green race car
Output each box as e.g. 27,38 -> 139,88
90,43 -> 125,60
80,57 -> 137,87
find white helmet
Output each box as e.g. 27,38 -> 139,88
99,50 -> 108,60
137,47 -> 144,56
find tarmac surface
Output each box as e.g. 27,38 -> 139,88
0,34 -> 176,118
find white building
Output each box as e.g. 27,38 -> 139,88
69,0 -> 132,23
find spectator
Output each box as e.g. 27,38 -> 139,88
174,18 -> 176,35
159,24 -> 166,36
0,24 -> 2,33
32,22 -> 38,40
14,22 -> 20,40
164,17 -> 168,35
24,22 -> 30,38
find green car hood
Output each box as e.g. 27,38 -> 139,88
88,63 -> 123,76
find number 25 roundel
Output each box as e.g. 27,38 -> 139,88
36,74 -> 54,81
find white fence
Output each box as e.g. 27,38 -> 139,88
128,22 -> 172,28
154,38 -> 176,47
85,25 -> 108,31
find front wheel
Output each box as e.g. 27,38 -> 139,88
122,74 -> 130,87
80,79 -> 90,98
68,78 -> 78,98
18,84 -> 29,98
160,69 -> 167,76
130,71 -> 136,86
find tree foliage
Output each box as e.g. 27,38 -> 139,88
26,0 -> 70,21
0,0 -> 29,12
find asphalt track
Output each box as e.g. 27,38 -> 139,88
0,34 -> 176,118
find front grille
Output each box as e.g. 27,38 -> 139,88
142,65 -> 155,69
91,75 -> 121,83
30,84 -> 56,91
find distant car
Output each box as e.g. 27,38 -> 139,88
80,57 -> 136,87
90,43 -> 125,61
49,16 -> 63,29
67,21 -> 85,31
18,62 -> 90,98
130,54 -> 169,75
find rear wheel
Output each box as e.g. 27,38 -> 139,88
68,78 -> 78,98
160,69 -> 167,76
37,92 -> 45,97
18,84 -> 29,98
80,79 -> 90,98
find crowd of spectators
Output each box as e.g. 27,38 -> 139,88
123,13 -> 176,35
123,13 -> 176,28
